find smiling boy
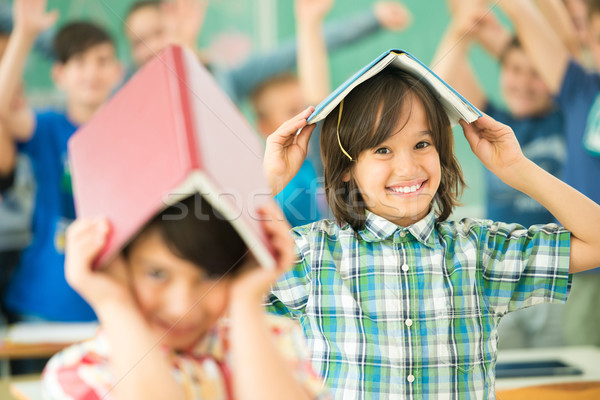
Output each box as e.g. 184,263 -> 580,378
0,0 -> 122,323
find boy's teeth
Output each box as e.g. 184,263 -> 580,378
390,182 -> 421,193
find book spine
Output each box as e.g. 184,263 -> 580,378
170,46 -> 201,170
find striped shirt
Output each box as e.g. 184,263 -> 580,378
266,210 -> 571,399
42,314 -> 329,400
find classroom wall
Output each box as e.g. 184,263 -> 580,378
15,0 -> 512,219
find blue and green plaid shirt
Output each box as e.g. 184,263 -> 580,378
266,210 -> 571,399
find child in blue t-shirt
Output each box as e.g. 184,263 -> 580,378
262,67 -> 600,398
0,0 -> 122,323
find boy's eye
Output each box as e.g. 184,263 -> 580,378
415,141 -> 431,150
374,147 -> 391,154
147,268 -> 168,280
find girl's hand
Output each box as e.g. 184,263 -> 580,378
13,0 -> 58,37
460,115 -> 526,184
65,218 -> 134,311
264,107 -> 316,196
230,202 -> 293,305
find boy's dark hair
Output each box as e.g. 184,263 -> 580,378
125,0 -> 163,21
321,68 -> 464,231
499,36 -> 522,65
123,195 -> 248,277
588,0 -> 600,19
53,22 -> 115,64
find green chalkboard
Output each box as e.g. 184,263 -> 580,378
12,0 -> 512,218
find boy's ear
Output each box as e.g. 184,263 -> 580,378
112,61 -> 126,88
51,62 -> 65,89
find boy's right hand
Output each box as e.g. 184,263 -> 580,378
373,1 -> 413,32
65,218 -> 133,311
294,0 -> 335,23
263,107 -> 316,196
13,0 -> 58,36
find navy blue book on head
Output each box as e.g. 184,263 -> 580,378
307,49 -> 482,126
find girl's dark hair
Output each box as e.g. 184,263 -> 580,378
320,68 -> 464,231
123,195 -> 248,277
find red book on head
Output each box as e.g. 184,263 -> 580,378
69,45 -> 275,268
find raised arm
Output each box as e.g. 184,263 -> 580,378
229,203 -> 320,400
295,0 -> 334,106
0,0 -> 57,142
222,7 -> 384,104
61,219 -> 186,400
534,0 -> 582,60
446,0 -> 510,59
161,0 -> 207,55
500,0 -> 570,94
461,115 -> 600,273
431,3 -> 487,110
0,123 -> 15,178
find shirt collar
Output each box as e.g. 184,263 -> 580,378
358,209 -> 437,248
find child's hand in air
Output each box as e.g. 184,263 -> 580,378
264,107 -> 316,196
64,218 -> 133,311
460,115 -> 526,184
230,202 -> 293,305
295,0 -> 335,23
373,1 -> 413,32
14,0 -> 58,37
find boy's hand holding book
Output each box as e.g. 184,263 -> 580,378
64,219 -> 134,313
230,202 -> 294,306
263,107 -> 316,196
460,115 -> 527,187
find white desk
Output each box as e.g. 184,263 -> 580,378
496,346 -> 600,390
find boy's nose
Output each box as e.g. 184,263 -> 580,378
163,285 -> 198,320
393,151 -> 418,176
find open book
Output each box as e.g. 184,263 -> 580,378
307,49 -> 482,125
69,45 -> 275,268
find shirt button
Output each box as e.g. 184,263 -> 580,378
407,374 -> 415,383
401,264 -> 409,272
405,318 -> 413,327
399,231 -> 407,238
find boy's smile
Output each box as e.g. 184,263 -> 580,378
348,95 -> 441,227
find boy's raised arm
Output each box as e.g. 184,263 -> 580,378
61,219 -> 187,400
446,0 -> 510,60
431,2 -> 487,110
500,0 -> 570,94
0,124 -> 16,177
0,0 -> 57,142
295,0 -> 334,107
534,0 -> 582,60
461,116 -> 600,274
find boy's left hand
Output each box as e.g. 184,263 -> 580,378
230,202 -> 293,304
373,1 -> 412,31
295,0 -> 335,23
460,115 -> 526,182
